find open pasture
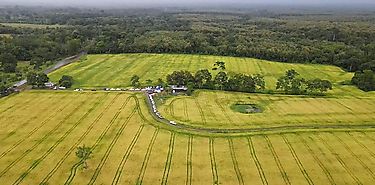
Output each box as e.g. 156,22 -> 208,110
159,90 -> 375,129
0,23 -> 64,29
0,91 -> 374,184
49,53 -> 363,95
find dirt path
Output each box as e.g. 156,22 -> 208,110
12,52 -> 86,89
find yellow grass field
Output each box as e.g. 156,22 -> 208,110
0,90 -> 375,184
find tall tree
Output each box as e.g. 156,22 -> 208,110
214,71 -> 228,90
0,53 -> 17,73
194,69 -> 212,88
130,75 -> 141,88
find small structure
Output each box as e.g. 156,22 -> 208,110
170,85 -> 188,94
44,82 -> 55,88
13,79 -> 27,88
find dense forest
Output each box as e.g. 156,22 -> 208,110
1,6 -> 375,91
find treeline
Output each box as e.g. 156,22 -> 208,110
166,69 -> 265,93
276,70 -> 332,95
1,8 -> 375,91
352,70 -> 375,91
164,69 -> 332,95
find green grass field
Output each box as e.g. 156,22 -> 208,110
0,91 -> 375,184
0,23 -> 64,29
158,90 -> 375,129
49,53 -> 366,96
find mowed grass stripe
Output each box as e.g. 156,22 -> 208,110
0,93 -> 62,141
64,94 -> 129,185
228,138 -> 244,185
297,135 -> 335,185
12,93 -> 107,185
0,93 -> 59,131
136,129 -> 159,185
39,93 -> 115,184
330,133 -> 375,180
247,137 -> 268,185
0,93 -> 73,160
281,135 -> 314,185
264,136 -> 291,185
161,132 -> 176,185
111,125 -> 145,185
314,134 -> 362,184
185,135 -> 193,185
209,138 -> 219,185
88,97 -> 136,185
0,93 -> 86,178
347,132 -> 375,159
0,93 -> 42,122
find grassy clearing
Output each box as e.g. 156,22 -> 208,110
0,91 -> 374,184
0,23 -> 65,29
0,34 -> 12,38
48,53 -> 365,95
159,90 -> 375,129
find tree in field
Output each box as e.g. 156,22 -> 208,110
352,70 -> 375,91
59,75 -> 74,88
224,73 -> 244,91
166,70 -> 194,86
194,69 -> 212,88
276,69 -> 305,94
0,53 -> 17,73
27,72 -> 49,88
277,69 -> 332,95
253,74 -> 265,90
214,71 -> 228,90
130,75 -> 141,88
76,145 -> 92,169
212,61 -> 226,70
306,79 -> 333,94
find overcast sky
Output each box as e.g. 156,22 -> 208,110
2,0 -> 375,7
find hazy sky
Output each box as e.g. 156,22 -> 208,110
2,0 -> 375,7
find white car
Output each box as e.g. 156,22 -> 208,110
169,121 -> 177,125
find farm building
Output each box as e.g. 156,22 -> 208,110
170,85 -> 188,93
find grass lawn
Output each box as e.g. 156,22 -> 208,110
0,23 -> 65,29
49,53 -> 365,96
